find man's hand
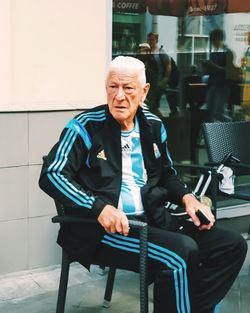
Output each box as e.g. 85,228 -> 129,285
182,194 -> 215,230
97,205 -> 130,236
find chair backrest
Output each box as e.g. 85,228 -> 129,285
202,121 -> 250,165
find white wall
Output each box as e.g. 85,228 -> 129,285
0,0 -> 112,275
0,0 -> 112,111
224,13 -> 250,66
0,0 -> 11,107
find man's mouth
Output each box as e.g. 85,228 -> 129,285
115,105 -> 127,110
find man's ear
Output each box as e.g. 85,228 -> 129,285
142,83 -> 150,102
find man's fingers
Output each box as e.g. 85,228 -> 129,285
196,207 -> 215,230
110,225 -> 116,233
98,207 -> 129,236
114,215 -> 129,236
190,206 -> 215,228
193,215 -> 201,227
121,218 -> 130,236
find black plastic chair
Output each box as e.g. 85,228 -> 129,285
174,121 -> 250,227
202,121 -> 250,234
52,201 -> 148,313
202,121 -> 250,202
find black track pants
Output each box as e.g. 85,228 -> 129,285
93,223 -> 247,313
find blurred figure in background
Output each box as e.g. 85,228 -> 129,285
182,65 -> 204,112
147,32 -> 179,118
182,65 -> 206,164
202,29 -> 234,121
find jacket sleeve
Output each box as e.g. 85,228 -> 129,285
39,118 -> 106,217
158,122 -> 192,205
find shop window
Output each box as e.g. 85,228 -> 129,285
112,6 -> 250,163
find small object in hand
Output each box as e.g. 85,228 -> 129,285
196,209 -> 211,225
200,196 -> 212,208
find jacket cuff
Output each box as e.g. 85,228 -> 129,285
91,198 -> 106,218
176,188 -> 193,206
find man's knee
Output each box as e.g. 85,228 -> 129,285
178,234 -> 199,261
231,231 -> 248,260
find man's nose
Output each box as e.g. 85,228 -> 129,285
115,87 -> 125,100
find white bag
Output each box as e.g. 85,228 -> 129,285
218,166 -> 235,194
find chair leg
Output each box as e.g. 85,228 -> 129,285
56,250 -> 70,313
103,267 -> 116,308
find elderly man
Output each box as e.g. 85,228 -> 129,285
39,56 -> 247,313
202,28 -> 235,122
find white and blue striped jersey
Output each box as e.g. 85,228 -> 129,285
118,118 -> 147,215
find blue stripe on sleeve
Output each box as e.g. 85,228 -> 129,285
46,110 -> 108,208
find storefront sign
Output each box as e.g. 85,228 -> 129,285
113,0 -> 250,16
113,0 -> 146,14
187,0 -> 228,16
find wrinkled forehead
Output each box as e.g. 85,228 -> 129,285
106,69 -> 141,84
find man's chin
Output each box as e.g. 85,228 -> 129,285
112,111 -> 128,122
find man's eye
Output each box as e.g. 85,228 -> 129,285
125,86 -> 134,93
108,85 -> 117,92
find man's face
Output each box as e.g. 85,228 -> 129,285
147,35 -> 158,50
106,70 -> 149,130
212,38 -> 222,49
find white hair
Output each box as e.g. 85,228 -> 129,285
106,56 -> 146,85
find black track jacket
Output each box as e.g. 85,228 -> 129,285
39,104 -> 190,268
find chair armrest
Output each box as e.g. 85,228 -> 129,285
51,215 -> 97,224
128,220 -> 148,260
52,216 -> 148,229
51,216 -> 148,257
174,162 -> 217,172
128,219 -> 147,230
205,161 -> 250,170
52,216 -> 148,254
228,162 -> 250,170
205,161 -> 250,175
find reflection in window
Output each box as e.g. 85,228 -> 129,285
112,6 -> 250,163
